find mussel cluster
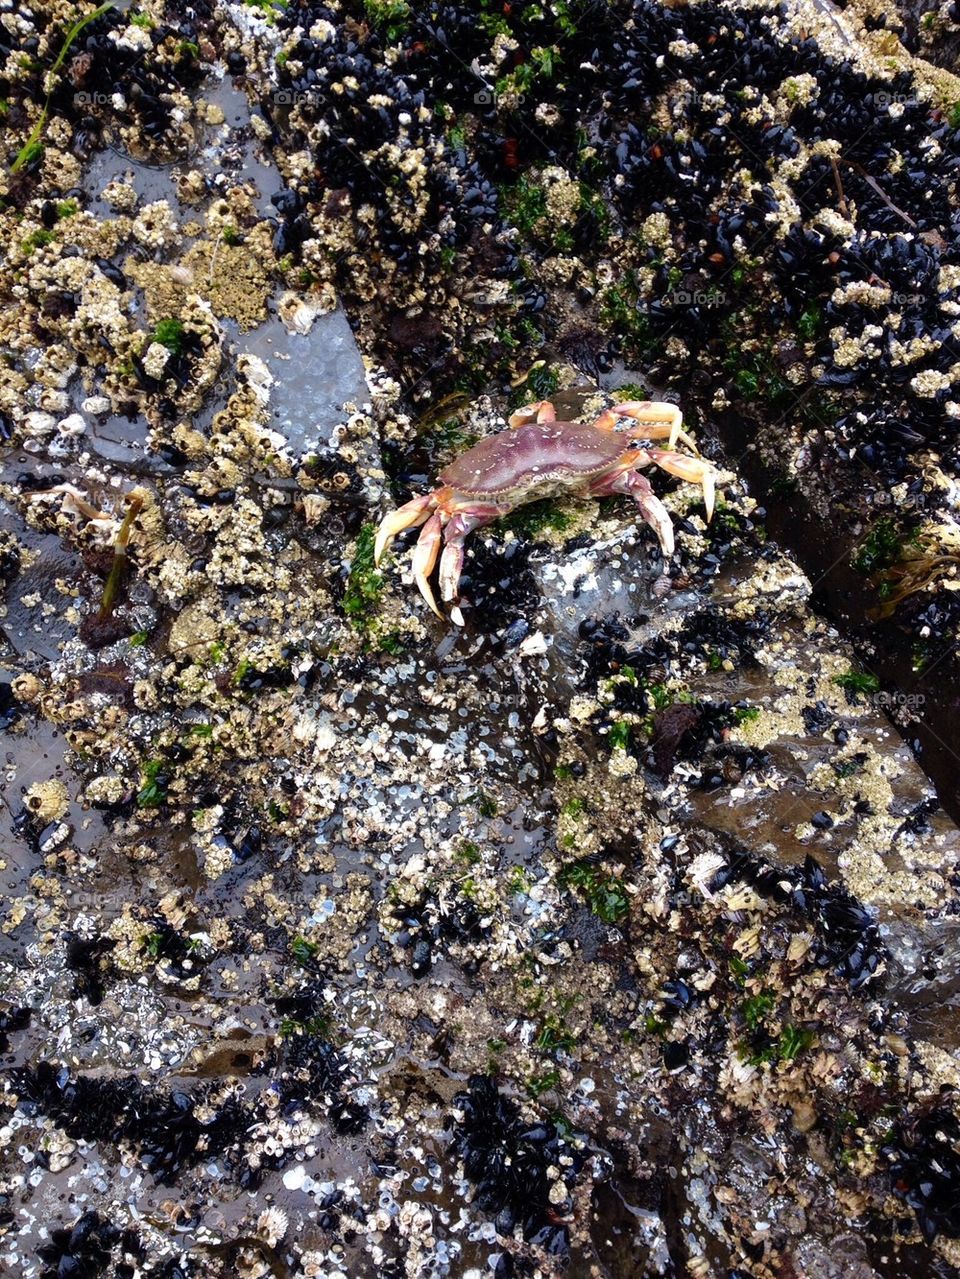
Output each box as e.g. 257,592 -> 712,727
392,887 -> 489,978
710,849 -> 884,988
883,1104 -> 960,1242
578,610 -> 772,781
269,2 -> 508,301
0,1006 -> 30,1055
6,2 -> 210,175
64,931 -> 117,1005
449,1074 -> 583,1259
10,1062 -> 248,1185
37,1210 -> 143,1279
0,678 -> 22,734
279,1031 -> 369,1135
592,4 -> 960,411
8,1027 -> 366,1190
579,601 -> 770,688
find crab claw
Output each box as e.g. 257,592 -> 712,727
589,465 -> 676,557
374,493 -> 434,566
437,511 -> 476,606
411,512 -> 444,618
635,485 -> 675,558
508,399 -> 557,429
648,449 -> 716,522
608,401 -> 698,454
439,541 -> 465,606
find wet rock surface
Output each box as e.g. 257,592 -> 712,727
2,2 -> 960,1278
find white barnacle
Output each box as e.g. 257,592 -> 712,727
256,1206 -> 288,1246
56,413 -> 87,438
142,342 -> 172,380
277,290 -> 331,335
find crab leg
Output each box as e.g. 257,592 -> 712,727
411,511 -> 445,618
593,401 -> 697,454
588,464 -> 675,557
438,514 -> 473,605
374,492 -> 435,566
26,483 -> 115,525
647,448 -> 716,522
507,400 -> 557,429
438,505 -> 506,606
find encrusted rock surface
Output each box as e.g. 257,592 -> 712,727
1,2 -> 960,1277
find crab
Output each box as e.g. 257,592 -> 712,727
374,398 -> 717,623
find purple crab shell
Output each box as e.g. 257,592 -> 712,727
439,421 -> 631,498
